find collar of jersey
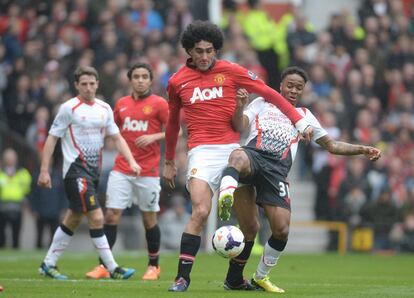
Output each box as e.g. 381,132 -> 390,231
77,96 -> 95,105
132,90 -> 152,100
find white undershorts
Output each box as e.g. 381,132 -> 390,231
106,171 -> 161,212
186,143 -> 240,193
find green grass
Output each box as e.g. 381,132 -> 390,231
0,250 -> 413,297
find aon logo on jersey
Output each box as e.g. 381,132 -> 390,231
123,117 -> 148,131
190,87 -> 223,104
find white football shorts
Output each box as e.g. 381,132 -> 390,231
186,143 -> 240,193
106,171 -> 161,212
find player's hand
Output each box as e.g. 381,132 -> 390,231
300,125 -> 313,143
129,161 -> 142,176
362,146 -> 381,161
135,135 -> 156,148
236,88 -> 249,108
163,160 -> 177,189
38,171 -> 52,188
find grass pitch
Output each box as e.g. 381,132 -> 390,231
0,250 -> 413,297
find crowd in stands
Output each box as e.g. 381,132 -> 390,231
0,0 -> 413,252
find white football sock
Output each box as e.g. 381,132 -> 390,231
91,235 -> 118,272
255,241 -> 283,279
44,227 -> 72,267
219,175 -> 238,197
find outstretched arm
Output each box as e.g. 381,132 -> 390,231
316,135 -> 381,161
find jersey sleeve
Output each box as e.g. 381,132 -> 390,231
49,104 -> 72,137
165,81 -> 182,160
105,106 -> 120,136
244,97 -> 265,126
157,97 -> 169,126
113,100 -> 122,128
231,63 -> 303,125
302,108 -> 328,142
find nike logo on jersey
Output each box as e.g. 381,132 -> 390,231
181,82 -> 190,88
120,107 -> 127,112
190,87 -> 223,104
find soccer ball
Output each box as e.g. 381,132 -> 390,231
212,225 -> 245,258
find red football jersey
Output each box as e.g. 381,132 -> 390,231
112,94 -> 168,176
165,59 -> 303,160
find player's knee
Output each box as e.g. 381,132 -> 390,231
272,225 -> 289,241
104,208 -> 122,225
89,211 -> 104,228
192,206 -> 210,224
228,149 -> 248,168
64,212 -> 82,229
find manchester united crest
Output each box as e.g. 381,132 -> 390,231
214,74 -> 225,85
191,168 -> 197,175
143,105 -> 152,115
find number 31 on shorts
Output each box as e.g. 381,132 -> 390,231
278,181 -> 290,198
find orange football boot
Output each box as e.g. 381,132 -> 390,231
142,265 -> 160,281
85,265 -> 110,279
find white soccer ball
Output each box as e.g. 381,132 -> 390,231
212,225 -> 245,258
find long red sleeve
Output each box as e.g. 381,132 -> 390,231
165,84 -> 182,160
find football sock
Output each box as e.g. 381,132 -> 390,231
104,224 -> 118,248
176,232 -> 201,282
44,224 -> 73,267
219,167 -> 240,196
90,228 -> 117,272
226,240 -> 254,285
99,224 -> 118,266
145,225 -> 161,267
255,236 -> 287,279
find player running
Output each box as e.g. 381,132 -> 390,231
85,63 -> 168,281
218,66 -> 381,292
38,66 -> 140,280
163,20 -> 313,292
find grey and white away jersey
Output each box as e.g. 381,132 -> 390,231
49,97 -> 119,179
244,97 -> 327,163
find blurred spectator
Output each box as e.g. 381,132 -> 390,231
398,212 -> 414,252
0,42 -> 8,118
128,0 -> 164,37
338,186 -> 367,234
327,43 -> 351,86
164,0 -> 193,46
337,157 -> 372,204
4,74 -> 37,135
0,148 -> 32,249
25,106 -> 50,157
361,188 -> 399,251
309,64 -> 332,98
286,11 -> 316,58
311,110 -> 340,220
238,0 -> 279,88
